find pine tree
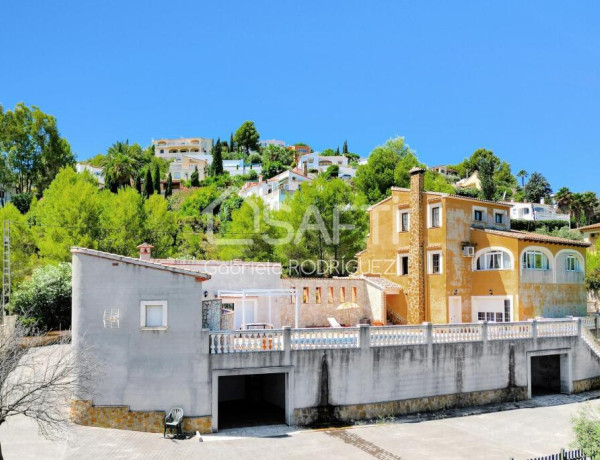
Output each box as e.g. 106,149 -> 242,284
335,146 -> 340,156
190,166 -> 200,186
135,175 -> 142,194
165,172 -> 173,198
212,139 -> 224,176
343,140 -> 348,154
230,132 -> 235,152
153,163 -> 161,194
144,168 -> 153,198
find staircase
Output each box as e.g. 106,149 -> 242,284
581,326 -> 600,361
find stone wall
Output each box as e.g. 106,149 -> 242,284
280,278 -> 373,327
408,168 -> 425,324
71,400 -> 212,434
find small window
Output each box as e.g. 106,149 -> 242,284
400,211 -> 410,232
566,255 -> 580,272
398,255 -> 409,276
495,213 -> 503,224
523,251 -> 550,270
303,287 -> 309,303
430,252 -> 442,274
351,287 -> 357,303
328,287 -> 334,303
160,149 -> 164,154
316,287 -> 322,303
431,206 -> 441,228
474,210 -> 484,222
504,299 -> 511,322
339,287 -> 346,303
140,301 -> 167,329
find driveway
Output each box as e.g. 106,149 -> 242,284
1,395 -> 596,460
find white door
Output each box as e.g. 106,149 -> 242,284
449,297 -> 462,323
233,299 -> 256,329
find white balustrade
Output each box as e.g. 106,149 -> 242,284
488,322 -> 532,340
537,320 -> 577,337
581,316 -> 597,330
432,324 -> 483,343
210,330 -> 284,354
370,325 -> 426,346
291,327 -> 359,350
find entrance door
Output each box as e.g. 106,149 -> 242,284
449,297 -> 462,323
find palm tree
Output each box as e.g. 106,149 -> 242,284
554,187 -> 573,214
102,141 -> 139,192
581,192 -> 599,226
517,170 -> 528,188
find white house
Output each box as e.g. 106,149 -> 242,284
153,137 -> 212,161
238,169 -> 312,210
298,152 -> 356,179
508,202 -> 570,223
76,163 -> 105,186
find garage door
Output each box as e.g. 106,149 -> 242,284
472,297 -> 512,322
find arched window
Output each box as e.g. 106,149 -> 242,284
475,250 -> 512,271
565,254 -> 581,272
522,250 -> 550,270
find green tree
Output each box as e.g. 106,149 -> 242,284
211,140 -> 224,176
219,197 -> 279,261
478,156 -> 497,201
229,132 -> 235,152
11,263 -> 72,330
275,177 -> 368,276
10,193 -> 33,214
555,187 -> 573,214
0,103 -> 74,195
190,166 -> 200,186
164,172 -> 173,198
30,168 -> 104,262
153,163 -> 161,194
144,194 -> 177,258
355,137 -> 414,204
234,121 -> 260,155
517,169 -> 528,188
261,161 -> 286,179
453,148 -> 499,179
523,172 -> 552,203
100,187 -> 145,257
343,140 -> 348,154
261,145 -> 293,166
143,168 -> 153,198
102,141 -> 139,192
323,164 -> 339,178
571,405 -> 600,458
0,203 -> 37,290
335,146 -> 340,156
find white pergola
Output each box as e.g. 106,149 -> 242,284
217,288 -> 300,328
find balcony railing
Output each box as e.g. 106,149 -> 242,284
209,318 -> 582,354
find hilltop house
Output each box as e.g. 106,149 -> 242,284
508,201 -> 570,223
298,152 -> 356,179
580,222 -> 600,252
153,137 -> 212,160
357,168 -> 590,324
238,169 -> 312,210
76,163 -> 105,187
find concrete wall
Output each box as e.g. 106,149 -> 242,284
72,252 -> 212,417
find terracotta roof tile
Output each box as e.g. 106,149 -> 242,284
471,228 -> 591,247
578,222 -> 600,232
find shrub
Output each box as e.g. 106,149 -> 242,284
10,193 -> 34,214
510,219 -> 573,232
11,263 -> 72,331
571,405 -> 600,458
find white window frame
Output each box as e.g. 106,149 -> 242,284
397,209 -> 410,233
472,205 -> 487,223
140,300 -> 168,330
427,203 -> 442,228
428,250 -> 443,275
565,255 -> 581,272
475,250 -> 512,271
397,254 -> 409,276
522,250 -> 551,271
493,208 -> 507,225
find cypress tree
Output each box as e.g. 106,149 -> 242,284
153,163 -> 161,194
230,132 -> 235,152
212,139 -> 224,176
165,172 -> 173,197
343,140 -> 348,154
190,166 -> 200,186
135,175 -> 142,194
144,168 -> 153,198
335,146 -> 340,156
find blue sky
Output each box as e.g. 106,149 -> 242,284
1,0 -> 599,193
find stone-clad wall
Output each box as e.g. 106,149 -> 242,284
280,278 -> 372,327
71,400 -> 212,434
407,168 -> 426,324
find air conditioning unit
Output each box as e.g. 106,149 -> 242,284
463,246 -> 475,257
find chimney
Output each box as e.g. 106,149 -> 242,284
407,167 -> 426,324
303,160 -> 308,176
137,242 -> 154,261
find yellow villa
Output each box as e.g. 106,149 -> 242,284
357,168 -> 590,325
580,222 -> 600,254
